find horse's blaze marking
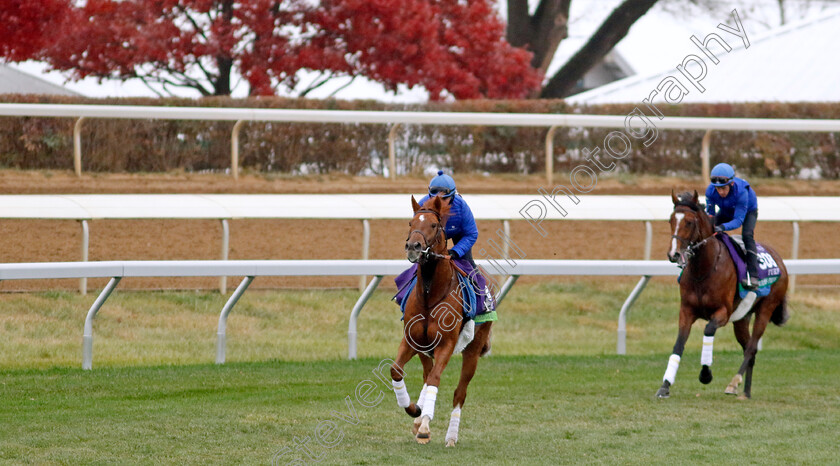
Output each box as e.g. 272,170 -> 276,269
670,213 -> 685,256
419,214 -> 425,222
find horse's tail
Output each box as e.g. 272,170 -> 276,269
771,296 -> 790,326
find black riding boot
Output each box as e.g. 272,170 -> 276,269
743,251 -> 760,291
741,210 -> 760,291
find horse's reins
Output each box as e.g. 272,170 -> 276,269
408,209 -> 449,262
671,233 -> 715,266
672,205 -> 722,278
403,208 -> 458,301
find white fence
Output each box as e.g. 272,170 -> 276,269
2,103 -> 840,181
1,258 -> 839,369
3,194 -> 838,295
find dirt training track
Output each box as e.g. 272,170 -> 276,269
1,170 -> 838,291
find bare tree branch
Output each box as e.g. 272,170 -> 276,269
540,0 -> 659,98
299,71 -> 337,97
327,75 -> 357,98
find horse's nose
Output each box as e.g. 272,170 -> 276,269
668,251 -> 679,263
406,241 -> 421,252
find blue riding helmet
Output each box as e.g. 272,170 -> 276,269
710,163 -> 735,187
428,170 -> 456,198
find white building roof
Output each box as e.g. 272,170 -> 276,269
567,9 -> 840,104
0,64 -> 82,97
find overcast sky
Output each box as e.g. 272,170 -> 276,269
10,0 -> 835,102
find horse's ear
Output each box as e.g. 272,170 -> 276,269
671,189 -> 678,205
411,195 -> 421,213
692,190 -> 699,205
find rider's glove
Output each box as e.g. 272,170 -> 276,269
714,225 -> 724,233
447,249 -> 460,259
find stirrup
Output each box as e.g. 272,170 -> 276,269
740,275 -> 758,291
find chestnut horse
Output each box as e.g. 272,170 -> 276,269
389,195 -> 492,446
656,190 -> 789,400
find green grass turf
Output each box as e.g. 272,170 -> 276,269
1,281 -> 839,464
1,352 -> 839,464
1,280 -> 839,368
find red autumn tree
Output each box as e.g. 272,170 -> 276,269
0,0 -> 71,61
4,0 -> 541,99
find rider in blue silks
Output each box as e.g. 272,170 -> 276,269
394,170 -> 493,316
705,162 -> 759,291
421,170 -> 478,267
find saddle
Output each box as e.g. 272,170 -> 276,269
726,234 -> 748,258
716,233 -> 781,299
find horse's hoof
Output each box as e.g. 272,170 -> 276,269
699,365 -> 713,385
655,387 -> 670,399
411,418 -> 422,436
445,438 -> 456,447
737,393 -> 751,401
416,432 -> 430,444
416,417 -> 431,444
725,374 -> 742,395
405,404 -> 422,418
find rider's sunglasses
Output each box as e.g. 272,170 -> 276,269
711,177 -> 731,185
429,187 -> 451,196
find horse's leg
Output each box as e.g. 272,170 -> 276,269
411,354 -> 434,435
415,337 -> 458,445
698,307 -> 728,385
445,322 -> 492,447
390,338 -> 420,417
656,306 -> 696,399
725,318 -> 751,395
738,299 -> 775,400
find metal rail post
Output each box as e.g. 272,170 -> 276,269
216,276 -> 254,364
73,117 -> 85,177
495,275 -> 519,306
231,120 -> 245,180
644,221 -> 652,261
502,220 -> 511,260
219,219 -> 230,294
545,126 -> 558,185
359,219 -> 370,292
617,275 -> 651,355
348,275 -> 383,359
700,130 -> 712,182
387,123 -> 401,180
790,221 -> 799,294
82,276 -> 121,370
80,220 -> 89,295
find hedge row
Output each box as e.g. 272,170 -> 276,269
1,95 -> 839,178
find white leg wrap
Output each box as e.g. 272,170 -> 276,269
701,335 -> 714,366
445,407 -> 461,443
453,320 -> 475,354
731,291 -> 757,321
663,354 -> 680,385
416,384 -> 428,409
421,385 -> 438,420
392,379 -> 410,408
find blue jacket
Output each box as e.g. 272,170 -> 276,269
705,177 -> 758,230
418,194 -> 478,258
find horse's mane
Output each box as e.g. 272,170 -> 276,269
674,191 -> 702,211
420,196 -> 452,224
674,190 -> 713,232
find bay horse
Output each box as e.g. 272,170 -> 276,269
389,195 -> 492,446
656,190 -> 789,400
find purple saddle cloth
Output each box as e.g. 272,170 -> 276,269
718,234 -> 781,298
394,258 -> 494,317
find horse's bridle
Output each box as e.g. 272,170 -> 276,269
672,207 -> 716,269
407,209 -> 447,262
